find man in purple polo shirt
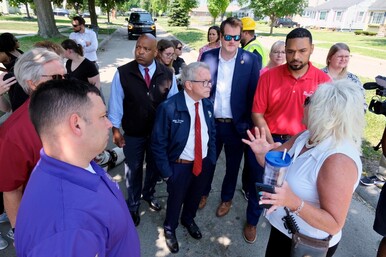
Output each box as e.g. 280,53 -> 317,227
15,79 -> 140,257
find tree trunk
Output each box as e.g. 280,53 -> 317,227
107,10 -> 110,24
270,16 -> 274,35
88,0 -> 98,27
25,3 -> 31,19
33,0 -> 60,38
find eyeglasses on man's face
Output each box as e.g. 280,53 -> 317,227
41,74 -> 67,80
190,80 -> 212,88
223,34 -> 241,41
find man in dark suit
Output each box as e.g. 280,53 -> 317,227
151,62 -> 216,253
200,17 -> 261,217
108,34 -> 178,226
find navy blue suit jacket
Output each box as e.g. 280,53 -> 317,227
151,91 -> 216,178
201,48 -> 261,136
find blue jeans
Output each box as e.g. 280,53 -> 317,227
123,135 -> 158,212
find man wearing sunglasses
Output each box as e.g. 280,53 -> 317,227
70,16 -> 98,68
0,48 -> 66,243
199,17 -> 261,219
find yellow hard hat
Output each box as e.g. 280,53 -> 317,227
241,17 -> 256,31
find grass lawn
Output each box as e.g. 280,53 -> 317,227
0,15 -> 123,51
156,18 -> 207,51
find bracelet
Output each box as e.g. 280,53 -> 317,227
293,200 -> 304,216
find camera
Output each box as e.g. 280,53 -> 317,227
365,76 -> 386,116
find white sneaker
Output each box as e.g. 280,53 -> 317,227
94,148 -> 125,171
0,213 -> 9,224
0,233 -> 8,250
6,229 -> 13,241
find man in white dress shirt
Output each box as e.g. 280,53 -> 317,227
70,16 -> 98,68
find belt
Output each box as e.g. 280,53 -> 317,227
175,158 -> 194,164
215,118 -> 233,123
271,134 -> 291,141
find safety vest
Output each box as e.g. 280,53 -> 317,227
243,38 -> 267,66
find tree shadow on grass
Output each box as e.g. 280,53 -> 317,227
0,16 -> 37,22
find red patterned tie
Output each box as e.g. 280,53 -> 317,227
193,102 -> 202,176
144,67 -> 151,88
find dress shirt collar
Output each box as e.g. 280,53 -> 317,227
219,48 -> 238,63
183,90 -> 200,108
138,60 -> 156,73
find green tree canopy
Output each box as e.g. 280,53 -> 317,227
168,0 -> 197,27
245,0 -> 307,34
207,0 -> 229,24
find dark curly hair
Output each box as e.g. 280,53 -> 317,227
0,33 -> 18,52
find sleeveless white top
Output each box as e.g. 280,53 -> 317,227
266,130 -> 362,247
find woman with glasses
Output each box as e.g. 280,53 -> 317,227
61,39 -> 100,90
322,43 -> 366,110
0,33 -> 23,72
260,40 -> 285,76
322,43 -> 361,87
197,25 -> 221,61
171,39 -> 186,76
156,39 -> 175,71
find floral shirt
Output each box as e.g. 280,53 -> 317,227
197,42 -> 220,61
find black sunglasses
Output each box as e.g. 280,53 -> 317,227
223,34 -> 241,41
176,46 -> 183,50
41,74 -> 67,80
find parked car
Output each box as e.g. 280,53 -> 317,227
273,18 -> 299,28
53,8 -> 70,17
81,12 -> 98,18
125,11 -> 156,40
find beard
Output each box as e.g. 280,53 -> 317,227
288,61 -> 307,71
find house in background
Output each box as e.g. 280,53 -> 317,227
300,0 -> 377,31
365,0 -> 386,36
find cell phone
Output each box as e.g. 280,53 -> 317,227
255,182 -> 275,209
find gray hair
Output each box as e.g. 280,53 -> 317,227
14,48 -> 62,95
180,62 -> 210,87
307,79 -> 365,151
270,40 -> 285,54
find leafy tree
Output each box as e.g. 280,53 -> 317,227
33,0 -> 61,38
243,0 -> 307,35
168,0 -> 188,27
207,0 -> 229,24
168,0 -> 197,27
8,0 -> 33,19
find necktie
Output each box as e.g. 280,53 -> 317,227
144,67 -> 151,88
193,102 -> 202,176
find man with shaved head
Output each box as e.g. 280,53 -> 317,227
108,34 -> 177,226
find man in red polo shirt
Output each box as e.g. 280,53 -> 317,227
252,28 -> 330,143
242,28 -> 330,244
